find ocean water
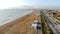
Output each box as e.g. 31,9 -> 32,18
0,9 -> 33,26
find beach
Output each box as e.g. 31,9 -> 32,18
0,10 -> 39,34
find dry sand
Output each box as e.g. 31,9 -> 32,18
0,10 -> 39,34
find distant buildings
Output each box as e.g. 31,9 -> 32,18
47,10 -> 60,17
57,10 -> 60,16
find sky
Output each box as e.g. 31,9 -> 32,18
0,0 -> 60,9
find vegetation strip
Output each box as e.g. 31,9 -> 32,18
40,11 -> 53,34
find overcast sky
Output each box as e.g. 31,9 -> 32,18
0,0 -> 60,9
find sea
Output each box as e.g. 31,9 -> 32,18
0,9 -> 33,26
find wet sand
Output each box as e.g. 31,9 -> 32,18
0,10 -> 39,34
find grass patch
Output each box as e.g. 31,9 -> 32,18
56,16 -> 60,21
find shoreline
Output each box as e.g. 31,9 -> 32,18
0,10 -> 33,26
0,10 -> 38,34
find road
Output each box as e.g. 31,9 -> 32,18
36,11 -> 41,34
31,10 -> 42,34
43,11 -> 60,34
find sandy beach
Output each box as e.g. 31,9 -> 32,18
0,10 -> 39,34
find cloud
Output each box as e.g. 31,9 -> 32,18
0,0 -> 28,9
